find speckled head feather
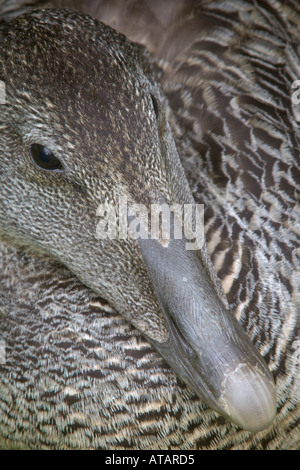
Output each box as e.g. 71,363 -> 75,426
0,8 -> 178,340
0,9 -> 178,204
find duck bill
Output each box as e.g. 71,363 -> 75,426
138,232 -> 277,432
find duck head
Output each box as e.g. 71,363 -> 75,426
0,9 -> 276,431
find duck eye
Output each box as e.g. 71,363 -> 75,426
30,143 -> 63,172
150,94 -> 160,119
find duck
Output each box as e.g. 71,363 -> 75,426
0,0 -> 299,450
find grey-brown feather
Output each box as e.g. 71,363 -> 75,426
0,0 -> 299,449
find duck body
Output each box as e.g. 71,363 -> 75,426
0,0 -> 299,449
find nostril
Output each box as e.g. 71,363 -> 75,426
150,93 -> 160,119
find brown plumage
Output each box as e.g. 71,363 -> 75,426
0,0 -> 299,449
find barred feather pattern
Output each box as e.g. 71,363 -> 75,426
0,0 -> 299,449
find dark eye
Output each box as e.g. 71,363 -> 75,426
30,143 -> 63,172
150,94 -> 160,119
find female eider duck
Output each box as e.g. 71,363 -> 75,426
0,0 -> 299,450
